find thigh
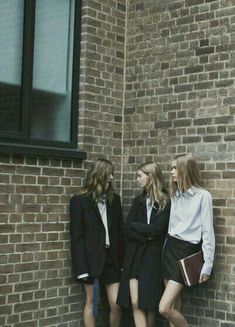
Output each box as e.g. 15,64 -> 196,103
101,249 -> 120,285
164,279 -> 181,310
160,280 -> 184,309
129,278 -> 138,303
105,282 -> 120,306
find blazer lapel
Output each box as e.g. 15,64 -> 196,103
139,196 -> 148,224
88,194 -> 102,220
150,202 -> 160,224
106,200 -> 112,231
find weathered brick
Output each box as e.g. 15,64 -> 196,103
195,46 -> 214,55
0,1 -> 235,327
184,65 -> 203,74
174,84 -> 193,93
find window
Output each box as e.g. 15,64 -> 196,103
0,0 -> 85,159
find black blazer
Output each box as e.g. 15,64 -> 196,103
117,193 -> 171,309
70,193 -> 124,279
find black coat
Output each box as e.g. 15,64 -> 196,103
70,193 -> 124,279
117,194 -> 171,310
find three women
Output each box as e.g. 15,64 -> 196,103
70,154 -> 215,327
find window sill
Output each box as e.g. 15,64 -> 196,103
0,142 -> 87,160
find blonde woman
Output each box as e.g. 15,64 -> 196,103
117,162 -> 171,327
70,158 -> 124,327
159,153 -> 215,327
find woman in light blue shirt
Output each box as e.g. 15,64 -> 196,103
159,153 -> 215,327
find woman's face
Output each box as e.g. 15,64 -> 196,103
137,170 -> 149,188
171,160 -> 177,182
105,173 -> 113,190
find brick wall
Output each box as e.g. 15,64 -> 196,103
78,0 -> 126,186
0,0 -> 125,326
0,0 -> 235,326
123,0 -> 235,326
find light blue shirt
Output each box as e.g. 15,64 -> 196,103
168,186 -> 215,276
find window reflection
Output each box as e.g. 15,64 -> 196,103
31,0 -> 75,142
0,0 -> 24,133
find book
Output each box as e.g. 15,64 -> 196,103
178,250 -> 204,286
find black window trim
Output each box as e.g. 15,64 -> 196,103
0,0 -> 86,160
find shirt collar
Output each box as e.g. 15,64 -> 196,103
176,186 -> 197,197
187,186 -> 196,195
99,194 -> 106,204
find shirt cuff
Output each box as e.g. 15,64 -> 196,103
77,273 -> 89,279
201,263 -> 212,276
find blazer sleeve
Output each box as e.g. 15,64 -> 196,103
70,195 -> 89,279
123,197 -> 148,242
129,199 -> 171,238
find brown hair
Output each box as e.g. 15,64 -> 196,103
169,153 -> 202,197
138,162 -> 168,210
80,158 -> 114,203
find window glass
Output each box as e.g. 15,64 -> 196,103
31,0 -> 75,142
0,0 -> 24,133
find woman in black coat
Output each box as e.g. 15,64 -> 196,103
117,162 -> 170,327
70,158 -> 124,327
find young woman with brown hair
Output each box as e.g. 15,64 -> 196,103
117,162 -> 171,327
159,153 -> 215,327
70,158 -> 124,327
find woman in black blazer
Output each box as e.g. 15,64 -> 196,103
70,158 -> 124,327
117,162 -> 170,327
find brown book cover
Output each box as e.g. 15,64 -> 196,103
178,251 -> 204,286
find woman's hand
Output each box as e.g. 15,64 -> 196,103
199,273 -> 209,283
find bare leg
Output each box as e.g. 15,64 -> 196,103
129,278 -> 147,327
83,284 -> 95,327
105,282 -> 122,327
159,280 -> 188,327
170,295 -> 181,327
163,280 -> 181,327
146,309 -> 156,327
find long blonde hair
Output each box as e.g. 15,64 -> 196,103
170,153 -> 202,197
80,158 -> 114,203
138,162 -> 168,210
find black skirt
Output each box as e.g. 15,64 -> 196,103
162,235 -> 201,285
80,248 -> 120,285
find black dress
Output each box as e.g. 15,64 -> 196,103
117,193 -> 171,310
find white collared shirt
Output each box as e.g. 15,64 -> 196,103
146,197 -> 153,224
97,199 -> 110,247
168,186 -> 215,275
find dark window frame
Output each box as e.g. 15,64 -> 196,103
0,0 -> 86,160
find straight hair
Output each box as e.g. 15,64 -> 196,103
170,153 -> 202,197
138,162 -> 168,210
